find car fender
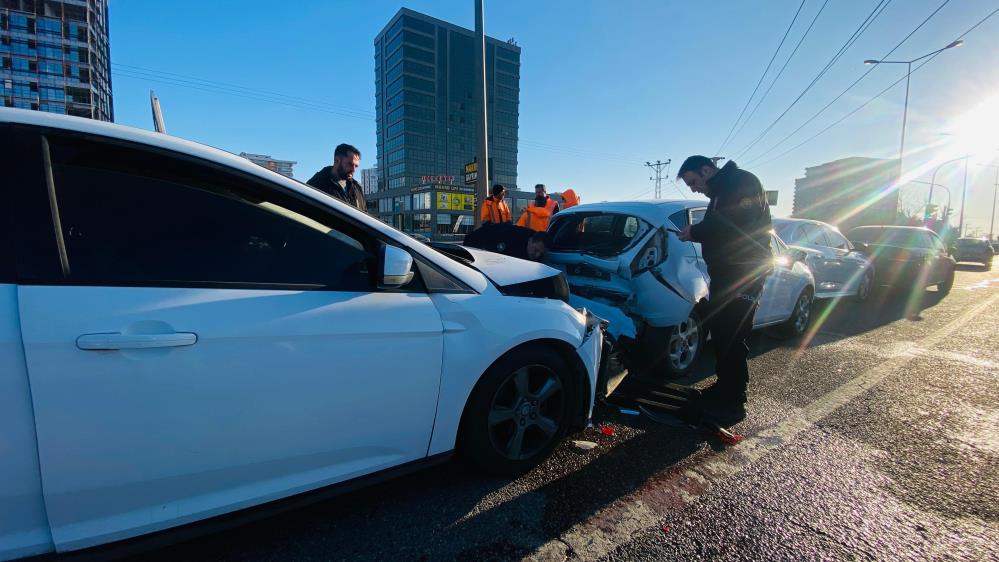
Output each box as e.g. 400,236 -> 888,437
426,293 -> 597,456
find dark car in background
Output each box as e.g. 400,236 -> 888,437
949,237 -> 994,269
845,226 -> 955,295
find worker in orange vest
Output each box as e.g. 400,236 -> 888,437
561,188 -> 580,210
480,183 -> 512,224
517,183 -> 560,232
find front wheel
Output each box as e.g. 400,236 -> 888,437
854,268 -> 875,302
937,267 -> 955,295
778,289 -> 813,339
460,347 -> 579,476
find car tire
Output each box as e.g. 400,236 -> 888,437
778,288 -> 813,339
658,310 -> 703,377
937,267 -> 955,295
854,268 -> 875,302
985,259 -> 993,272
459,346 -> 580,477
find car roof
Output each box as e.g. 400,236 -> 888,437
848,225 -> 931,233
553,199 -> 707,225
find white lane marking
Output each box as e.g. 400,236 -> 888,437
530,292 -> 999,561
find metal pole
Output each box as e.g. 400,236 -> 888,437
958,156 -> 968,237
473,0 -> 489,229
896,62 -> 911,189
991,166 -> 999,242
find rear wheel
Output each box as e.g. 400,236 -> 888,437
778,289 -> 813,339
460,347 -> 579,476
661,310 -> 702,377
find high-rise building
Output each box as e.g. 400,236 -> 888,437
792,157 -> 899,231
372,8 -> 521,239
359,166 -> 379,195
238,152 -> 296,178
1,0 -> 113,121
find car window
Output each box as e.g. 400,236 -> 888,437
821,226 -> 849,250
690,208 -> 706,225
668,209 -> 688,230
798,223 -> 827,246
47,135 -> 376,291
549,213 -> 651,256
774,221 -> 796,243
927,233 -> 946,252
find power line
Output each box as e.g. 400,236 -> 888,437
742,0 -> 957,166
733,0 -> 890,159
714,0 -> 807,156
112,69 -> 375,120
113,62 -> 376,116
751,5 -> 999,168
726,0 -> 831,156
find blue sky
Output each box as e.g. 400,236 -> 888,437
109,1 -> 999,234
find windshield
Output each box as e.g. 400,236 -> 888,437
549,212 -> 652,256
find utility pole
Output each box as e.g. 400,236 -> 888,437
984,163 -> 999,242
473,0 -> 489,229
149,90 -> 166,134
645,159 -> 671,199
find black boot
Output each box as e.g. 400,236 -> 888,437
699,388 -> 747,426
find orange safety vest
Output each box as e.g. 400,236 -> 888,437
480,197 -> 512,224
517,197 -> 558,231
561,189 -> 580,210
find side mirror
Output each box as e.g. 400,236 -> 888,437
852,242 -> 870,255
380,245 -> 415,289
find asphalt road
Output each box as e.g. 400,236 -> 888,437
113,265 -> 998,562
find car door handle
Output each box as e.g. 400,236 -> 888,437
77,332 -> 198,350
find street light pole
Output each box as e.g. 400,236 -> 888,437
927,155 -> 969,224
959,156 -> 969,237
864,39 -> 964,190
473,0 -> 489,230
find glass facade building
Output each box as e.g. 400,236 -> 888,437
1,0 -> 113,121
372,8 -> 521,239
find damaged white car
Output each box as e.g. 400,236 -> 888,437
544,201 -> 815,378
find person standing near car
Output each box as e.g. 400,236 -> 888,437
517,183 -> 560,232
677,156 -> 772,425
306,143 -> 367,212
480,183 -> 513,224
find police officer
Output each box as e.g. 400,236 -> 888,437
677,156 -> 772,425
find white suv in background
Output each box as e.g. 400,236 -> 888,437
544,200 -> 815,378
773,218 -> 875,301
0,109 -> 602,559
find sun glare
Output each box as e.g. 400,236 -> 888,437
945,94 -> 999,158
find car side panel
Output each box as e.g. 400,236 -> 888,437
0,284 -> 55,560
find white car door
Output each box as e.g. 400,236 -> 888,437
14,131 -> 444,550
758,235 -> 796,325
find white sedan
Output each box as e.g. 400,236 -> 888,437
544,200 -> 815,377
773,218 -> 875,300
0,109 -> 602,560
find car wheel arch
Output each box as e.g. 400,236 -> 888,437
456,339 -> 592,444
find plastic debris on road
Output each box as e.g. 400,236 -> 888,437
600,426 -> 615,437
618,408 -> 641,416
572,440 -> 598,451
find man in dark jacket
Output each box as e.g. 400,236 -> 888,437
306,143 -> 367,212
464,222 -> 550,261
677,156 -> 772,425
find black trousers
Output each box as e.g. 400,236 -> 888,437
704,277 -> 764,397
